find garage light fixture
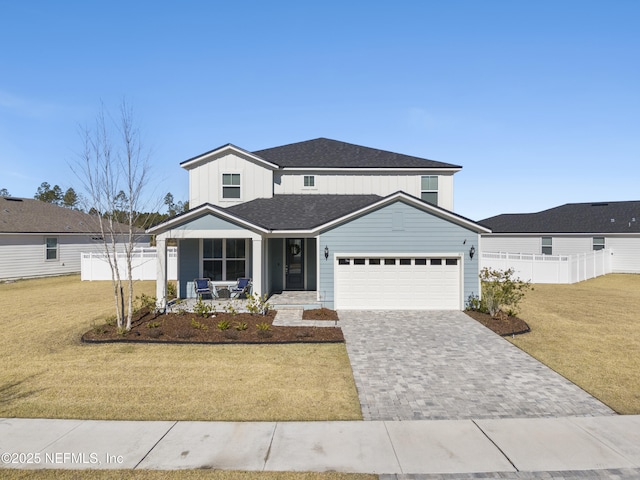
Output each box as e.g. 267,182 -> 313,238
324,245 -> 329,260
469,245 -> 476,260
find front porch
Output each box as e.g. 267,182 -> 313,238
149,204 -> 320,311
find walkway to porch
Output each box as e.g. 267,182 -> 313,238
267,291 -> 322,310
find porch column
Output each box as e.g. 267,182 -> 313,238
252,237 -> 263,297
156,237 -> 168,310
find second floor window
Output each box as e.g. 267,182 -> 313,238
541,236 -> 553,255
222,174 -> 241,199
421,176 -> 438,205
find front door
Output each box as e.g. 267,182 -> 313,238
285,238 -> 304,290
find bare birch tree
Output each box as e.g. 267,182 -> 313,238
74,101 -> 152,331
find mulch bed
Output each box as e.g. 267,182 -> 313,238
302,307 -> 339,321
464,310 -> 530,336
82,308 -> 344,344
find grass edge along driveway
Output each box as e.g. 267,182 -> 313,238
512,273 -> 640,415
0,275 -> 362,422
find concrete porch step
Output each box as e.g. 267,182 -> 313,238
270,303 -> 323,310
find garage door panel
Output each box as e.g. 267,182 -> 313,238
335,256 -> 460,310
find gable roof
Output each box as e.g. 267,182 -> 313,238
150,192 -> 490,234
253,138 -> 461,169
0,197 -> 102,234
180,143 -> 280,171
481,201 -> 640,234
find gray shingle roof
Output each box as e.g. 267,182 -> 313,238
481,201 -> 640,234
226,194 -> 383,230
253,138 -> 461,169
0,197 -> 131,234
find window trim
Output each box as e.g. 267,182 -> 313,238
202,238 -> 247,281
541,236 -> 553,255
420,175 -> 438,205
221,173 -> 241,200
593,237 -> 605,251
45,237 -> 58,261
303,175 -> 315,188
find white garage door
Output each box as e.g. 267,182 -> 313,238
334,256 -> 461,310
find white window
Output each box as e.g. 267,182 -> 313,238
303,175 -> 315,187
420,176 -> 438,205
542,237 -> 553,255
202,239 -> 246,281
222,174 -> 241,199
45,237 -> 58,261
593,237 -> 605,251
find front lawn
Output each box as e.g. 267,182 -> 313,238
512,274 -> 640,414
0,275 -> 361,421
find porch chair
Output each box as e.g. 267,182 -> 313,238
193,278 -> 215,300
230,277 -> 252,299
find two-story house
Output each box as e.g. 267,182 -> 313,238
149,138 -> 490,310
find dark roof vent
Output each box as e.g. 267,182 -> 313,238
3,197 -> 23,202
591,202 -> 608,207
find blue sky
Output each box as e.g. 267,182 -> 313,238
1,0 -> 638,220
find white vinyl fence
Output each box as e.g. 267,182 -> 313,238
480,249 -> 613,284
81,247 -> 177,281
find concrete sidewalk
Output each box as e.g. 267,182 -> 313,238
1,416 -> 640,476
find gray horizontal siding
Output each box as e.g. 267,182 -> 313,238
178,239 -> 200,298
609,236 -> 640,273
268,238 -> 284,293
318,200 -> 480,309
0,234 -> 103,280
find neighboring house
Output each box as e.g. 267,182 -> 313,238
480,201 -> 640,273
0,197 -> 147,280
149,138 -> 490,310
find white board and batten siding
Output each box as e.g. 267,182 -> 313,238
188,153 -> 273,207
334,254 -> 461,310
274,173 -> 455,211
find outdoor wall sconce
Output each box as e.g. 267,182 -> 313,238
324,245 -> 329,260
469,245 -> 476,260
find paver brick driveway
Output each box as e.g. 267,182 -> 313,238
340,310 -> 616,421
